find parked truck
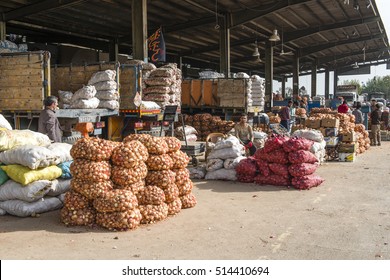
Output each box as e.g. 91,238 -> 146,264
334,85 -> 359,104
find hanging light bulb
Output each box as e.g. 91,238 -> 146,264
252,40 -> 260,56
269,29 -> 280,42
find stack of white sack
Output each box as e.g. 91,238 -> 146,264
0,142 -> 73,217
70,85 -> 99,109
0,114 -> 13,130
205,135 -> 246,181
174,125 -> 197,142
236,73 -> 253,107
253,131 -> 268,149
292,129 -> 326,164
58,90 -> 73,109
251,75 -> 265,108
87,69 -> 119,110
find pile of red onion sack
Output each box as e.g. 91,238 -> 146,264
235,135 -> 324,190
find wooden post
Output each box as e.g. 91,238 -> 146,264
281,76 -> 286,98
132,0 -> 148,61
265,41 -> 273,111
0,21 -> 6,41
325,68 -> 330,99
311,60 -> 317,97
220,14 -> 230,78
293,54 -> 299,100
109,38 -> 119,62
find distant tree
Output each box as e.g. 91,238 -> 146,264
341,79 -> 363,95
363,75 -> 390,99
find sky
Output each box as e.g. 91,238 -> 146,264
274,0 -> 390,96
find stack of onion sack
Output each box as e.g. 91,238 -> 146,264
235,157 -> 258,183
253,135 -> 291,186
165,137 -> 197,211
286,137 -> 324,190
61,138 -> 118,226
124,134 -> 169,223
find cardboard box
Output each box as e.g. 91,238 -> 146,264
340,131 -> 357,142
324,136 -> 339,147
321,118 -> 340,128
306,119 -> 321,129
338,152 -> 356,162
321,127 -> 338,137
338,143 -> 357,153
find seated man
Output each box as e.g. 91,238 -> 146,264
234,113 -> 256,156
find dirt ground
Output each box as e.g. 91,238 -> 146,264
0,142 -> 389,260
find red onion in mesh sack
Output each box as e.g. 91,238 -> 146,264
235,157 -> 257,178
283,137 -> 314,153
288,163 -> 318,177
262,134 -> 289,153
254,174 -> 290,186
288,150 -> 319,164
256,159 -> 271,176
291,174 -> 324,190
268,163 -> 289,178
264,149 -> 289,164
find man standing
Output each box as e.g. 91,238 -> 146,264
38,96 -> 62,142
370,104 -> 382,146
280,100 -> 292,131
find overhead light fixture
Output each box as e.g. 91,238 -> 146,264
343,0 -> 350,4
252,40 -> 260,56
352,62 -> 359,69
256,55 -> 262,63
353,0 -> 359,10
269,29 -> 280,42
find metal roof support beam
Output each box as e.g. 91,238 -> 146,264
219,14 -> 230,78
0,21 -> 5,41
333,69 -> 338,98
311,60 -> 317,97
325,68 -> 330,100
300,33 -> 385,57
3,0 -> 86,21
132,0 -> 148,61
293,54 -> 300,99
109,38 -> 119,62
265,41 -> 274,111
282,76 -> 286,99
180,16 -> 380,57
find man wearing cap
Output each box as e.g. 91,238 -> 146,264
38,96 -> 62,142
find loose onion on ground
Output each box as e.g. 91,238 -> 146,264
93,189 -> 138,213
96,208 -> 142,231
139,203 -> 169,224
61,206 -> 96,226
71,179 -> 114,200
70,159 -> 111,182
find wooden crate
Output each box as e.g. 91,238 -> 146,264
0,51 -> 49,111
181,79 -> 218,108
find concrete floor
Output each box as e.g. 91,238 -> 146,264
0,142 -> 389,260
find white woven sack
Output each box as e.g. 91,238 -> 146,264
206,158 -> 224,171
47,179 -> 71,196
0,145 -> 60,169
0,207 -> 5,215
58,90 -> 73,103
71,85 -> 96,101
70,97 -> 100,109
47,143 -> 73,163
95,89 -> 119,100
87,70 -> 116,85
0,197 -> 62,217
205,168 -> 237,181
0,114 -> 12,130
93,80 -> 117,91
0,180 -> 53,202
98,100 -> 119,110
